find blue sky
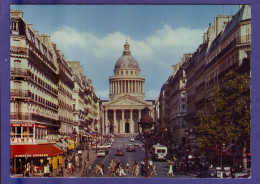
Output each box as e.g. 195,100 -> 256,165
11,5 -> 239,100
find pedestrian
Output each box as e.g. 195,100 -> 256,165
100,162 -> 104,175
23,164 -> 27,177
125,162 -> 129,173
68,162 -> 71,174
65,158 -> 68,169
141,160 -> 145,176
109,163 -> 116,177
49,164 -> 53,177
59,165 -> 64,177
71,164 -> 75,176
150,163 -> 157,176
135,164 -> 140,176
83,160 -> 86,171
131,162 -> 136,176
118,165 -> 127,176
167,163 -> 174,176
26,163 -> 30,177
38,164 -> 43,174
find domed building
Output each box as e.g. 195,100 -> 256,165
101,41 -> 154,135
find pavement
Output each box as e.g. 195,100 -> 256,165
63,149 -> 98,178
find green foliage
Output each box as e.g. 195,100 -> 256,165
194,70 -> 251,150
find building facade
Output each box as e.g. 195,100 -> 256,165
101,42 -> 154,135
158,5 -> 251,150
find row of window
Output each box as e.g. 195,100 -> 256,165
30,72 -> 58,95
115,70 -> 139,76
11,126 -> 46,139
59,84 -> 73,99
31,93 -> 58,110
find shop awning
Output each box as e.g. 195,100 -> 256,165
11,144 -> 63,158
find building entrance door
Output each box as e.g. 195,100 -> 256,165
125,123 -> 129,133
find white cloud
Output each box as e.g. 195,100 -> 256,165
96,89 -> 109,99
146,89 -> 160,100
50,24 -> 207,100
51,24 -> 206,65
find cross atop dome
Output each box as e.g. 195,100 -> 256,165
123,39 -> 131,55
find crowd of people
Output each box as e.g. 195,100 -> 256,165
82,158 -> 159,177
22,161 -> 53,177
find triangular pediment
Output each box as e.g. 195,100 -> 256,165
105,95 -> 151,107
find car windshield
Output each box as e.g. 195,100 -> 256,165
157,149 -> 166,153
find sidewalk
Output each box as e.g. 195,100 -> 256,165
63,149 -> 97,177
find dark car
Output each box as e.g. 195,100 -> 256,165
126,144 -> 136,152
116,148 -> 124,156
197,170 -> 217,178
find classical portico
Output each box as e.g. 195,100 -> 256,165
102,41 -> 154,135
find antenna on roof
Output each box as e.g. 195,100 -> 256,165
126,35 -> 128,43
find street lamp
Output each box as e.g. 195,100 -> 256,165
95,127 -> 98,153
137,107 -> 155,178
72,128 -> 77,172
85,133 -> 90,161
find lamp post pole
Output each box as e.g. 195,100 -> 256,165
95,127 -> 98,153
86,135 -> 90,161
137,107 -> 155,178
72,129 -> 77,173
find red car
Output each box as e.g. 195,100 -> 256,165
116,148 -> 124,156
126,144 -> 136,152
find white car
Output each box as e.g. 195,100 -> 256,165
130,137 -> 135,142
106,143 -> 112,148
134,142 -> 140,146
97,149 -> 106,157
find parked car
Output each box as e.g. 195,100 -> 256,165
126,144 -> 136,152
116,148 -> 124,156
130,137 -> 135,142
235,169 -> 251,178
105,147 -> 109,155
97,149 -> 106,157
134,142 -> 140,146
106,142 -> 112,148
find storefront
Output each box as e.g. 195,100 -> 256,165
10,123 -> 47,141
10,144 -> 63,176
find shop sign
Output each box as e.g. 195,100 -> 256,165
36,124 -> 47,129
15,153 -> 49,157
10,137 -> 34,143
11,123 -> 34,127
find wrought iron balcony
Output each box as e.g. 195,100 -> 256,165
10,46 -> 29,55
10,68 -> 31,77
10,89 -> 31,98
10,112 -> 32,120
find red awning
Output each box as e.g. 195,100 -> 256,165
11,144 -> 63,158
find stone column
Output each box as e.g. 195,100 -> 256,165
121,110 -> 124,134
124,80 -> 126,93
128,80 -> 130,93
115,81 -> 117,93
105,109 -> 109,134
113,109 -> 117,134
110,82 -> 112,94
130,109 -> 134,134
138,109 -> 141,121
112,81 -> 114,94
130,80 -> 132,93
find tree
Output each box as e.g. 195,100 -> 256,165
194,70 -> 250,168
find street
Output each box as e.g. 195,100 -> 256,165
81,137 -> 195,178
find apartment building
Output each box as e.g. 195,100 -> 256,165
158,5 -> 251,148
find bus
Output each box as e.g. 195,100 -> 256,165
151,144 -> 168,161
